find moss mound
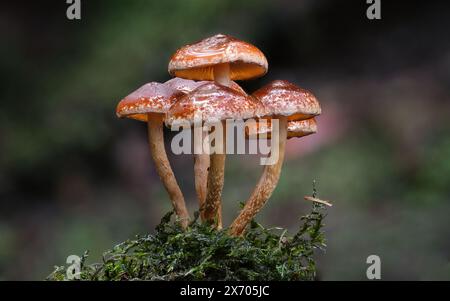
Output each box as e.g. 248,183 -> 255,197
48,204 -> 326,281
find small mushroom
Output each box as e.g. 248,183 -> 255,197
116,82 -> 190,228
166,82 -> 264,228
165,78 -> 211,214
229,80 -> 321,236
168,34 -> 268,226
246,118 -> 318,140
286,118 -> 318,139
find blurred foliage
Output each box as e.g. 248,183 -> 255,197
48,205 -> 326,281
1,0 -> 450,280
411,132 -> 450,204
0,0 -> 270,178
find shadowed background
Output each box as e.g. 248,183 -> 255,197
1,0 -> 449,280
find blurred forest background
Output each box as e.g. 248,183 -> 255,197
1,0 -> 449,280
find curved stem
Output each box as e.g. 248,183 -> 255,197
229,116 -> 288,236
148,113 -> 190,228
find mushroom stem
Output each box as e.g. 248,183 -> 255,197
217,203 -> 223,230
201,64 -> 231,227
213,63 -> 231,87
194,129 -> 210,216
203,121 -> 226,228
147,113 -> 190,228
229,116 -> 288,236
204,153 -> 226,227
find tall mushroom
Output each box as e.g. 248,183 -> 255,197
165,77 -> 247,214
116,82 -> 190,228
166,82 -> 265,228
168,34 -> 268,225
230,80 -> 321,236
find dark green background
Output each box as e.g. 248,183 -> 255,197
0,0 -> 449,280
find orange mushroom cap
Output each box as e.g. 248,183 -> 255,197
168,34 -> 268,81
116,82 -> 183,122
252,80 -> 321,121
246,118 -> 318,140
166,82 -> 264,126
287,118 -> 318,138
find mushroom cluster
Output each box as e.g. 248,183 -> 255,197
116,34 -> 321,236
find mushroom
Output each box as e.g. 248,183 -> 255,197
229,80 -> 321,236
164,77 -> 246,214
168,34 -> 267,85
168,34 -> 268,226
285,118 -> 318,139
166,82 -> 265,228
164,78 -> 211,213
246,118 -> 318,140
116,82 -> 190,228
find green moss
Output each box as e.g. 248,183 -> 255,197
47,204 -> 326,281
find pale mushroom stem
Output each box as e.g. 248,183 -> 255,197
202,64 -> 230,228
194,129 -> 209,215
229,116 -> 288,236
147,113 -> 190,229
196,129 -> 224,228
214,63 -> 231,87
196,135 -> 224,229
204,121 -> 226,228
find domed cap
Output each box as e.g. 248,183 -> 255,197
116,82 -> 183,122
247,118 -> 317,140
166,82 -> 264,126
168,34 -> 268,81
252,80 -> 321,121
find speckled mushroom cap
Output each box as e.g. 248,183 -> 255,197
166,82 -> 264,126
246,118 -> 317,140
116,82 -> 183,122
287,118 -> 318,139
252,80 -> 321,121
165,77 -> 247,95
168,34 -> 268,81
